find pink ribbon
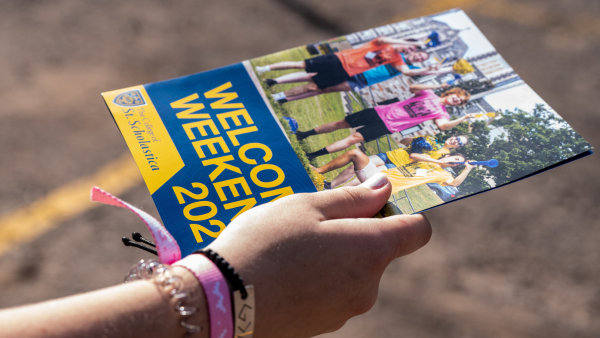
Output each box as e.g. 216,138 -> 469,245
176,254 -> 234,338
90,186 -> 181,264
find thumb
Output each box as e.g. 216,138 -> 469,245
328,213 -> 432,260
311,172 -> 393,220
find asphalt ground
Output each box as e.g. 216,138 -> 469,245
0,0 -> 599,337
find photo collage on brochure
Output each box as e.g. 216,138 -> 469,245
245,9 -> 592,215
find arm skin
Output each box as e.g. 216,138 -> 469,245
409,153 -> 444,164
444,162 -> 475,187
435,113 -> 476,131
0,266 -> 210,338
376,36 -> 423,46
398,64 -> 454,77
0,174 -> 431,338
409,83 -> 449,93
424,65 -> 454,75
373,37 -> 417,53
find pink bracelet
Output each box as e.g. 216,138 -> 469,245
176,254 -> 233,338
92,187 -> 233,337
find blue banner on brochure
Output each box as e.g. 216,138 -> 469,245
106,63 -> 316,256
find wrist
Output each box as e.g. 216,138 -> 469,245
175,254 -> 237,338
187,249 -> 256,338
171,266 -> 210,338
124,260 -> 207,337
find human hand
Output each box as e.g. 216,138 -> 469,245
439,157 -> 460,167
464,113 -> 477,119
439,82 -> 450,89
464,161 -> 475,169
428,64 -> 441,71
207,173 -> 431,338
397,44 -> 417,53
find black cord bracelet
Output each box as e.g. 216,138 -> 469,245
193,249 -> 248,299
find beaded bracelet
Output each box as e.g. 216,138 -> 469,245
124,259 -> 202,336
194,249 -> 247,299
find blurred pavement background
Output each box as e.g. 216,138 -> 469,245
0,0 -> 599,336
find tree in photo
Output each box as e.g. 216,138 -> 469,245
486,104 -> 591,185
436,104 -> 591,195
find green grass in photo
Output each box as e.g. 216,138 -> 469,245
249,47 -> 443,213
389,185 -> 443,214
250,48 -> 353,187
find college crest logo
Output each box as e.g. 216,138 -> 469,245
113,90 -> 146,107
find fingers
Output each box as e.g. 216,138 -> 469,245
379,213 -> 432,258
331,213 -> 432,259
309,173 -> 393,220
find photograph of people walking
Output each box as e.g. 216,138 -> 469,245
247,9 -> 592,214
257,35 -> 454,104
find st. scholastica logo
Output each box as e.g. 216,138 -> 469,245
113,89 -> 146,107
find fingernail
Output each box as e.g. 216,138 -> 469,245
361,172 -> 389,190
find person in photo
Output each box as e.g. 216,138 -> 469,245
314,135 -> 469,189
255,36 -> 445,103
263,52 -> 453,103
343,59 -> 454,93
299,83 -> 475,160
314,147 -> 474,194
380,155 -> 475,195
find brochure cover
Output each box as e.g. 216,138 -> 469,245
102,9 -> 593,257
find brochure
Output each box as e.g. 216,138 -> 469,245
102,9 -> 593,257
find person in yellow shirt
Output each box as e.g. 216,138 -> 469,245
379,156 -> 474,195
313,145 -> 475,193
382,134 -> 467,167
314,135 -> 468,189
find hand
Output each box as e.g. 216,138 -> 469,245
415,42 -> 428,49
208,173 -> 431,338
397,44 -> 417,53
428,64 -> 441,71
439,82 -> 450,89
439,157 -> 459,167
464,161 -> 475,169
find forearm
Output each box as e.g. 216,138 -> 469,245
377,36 -> 421,46
0,266 -> 209,338
409,153 -> 440,164
419,66 -> 454,75
410,83 -> 443,92
437,117 -> 467,130
448,168 -> 472,186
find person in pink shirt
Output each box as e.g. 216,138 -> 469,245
298,83 -> 476,160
